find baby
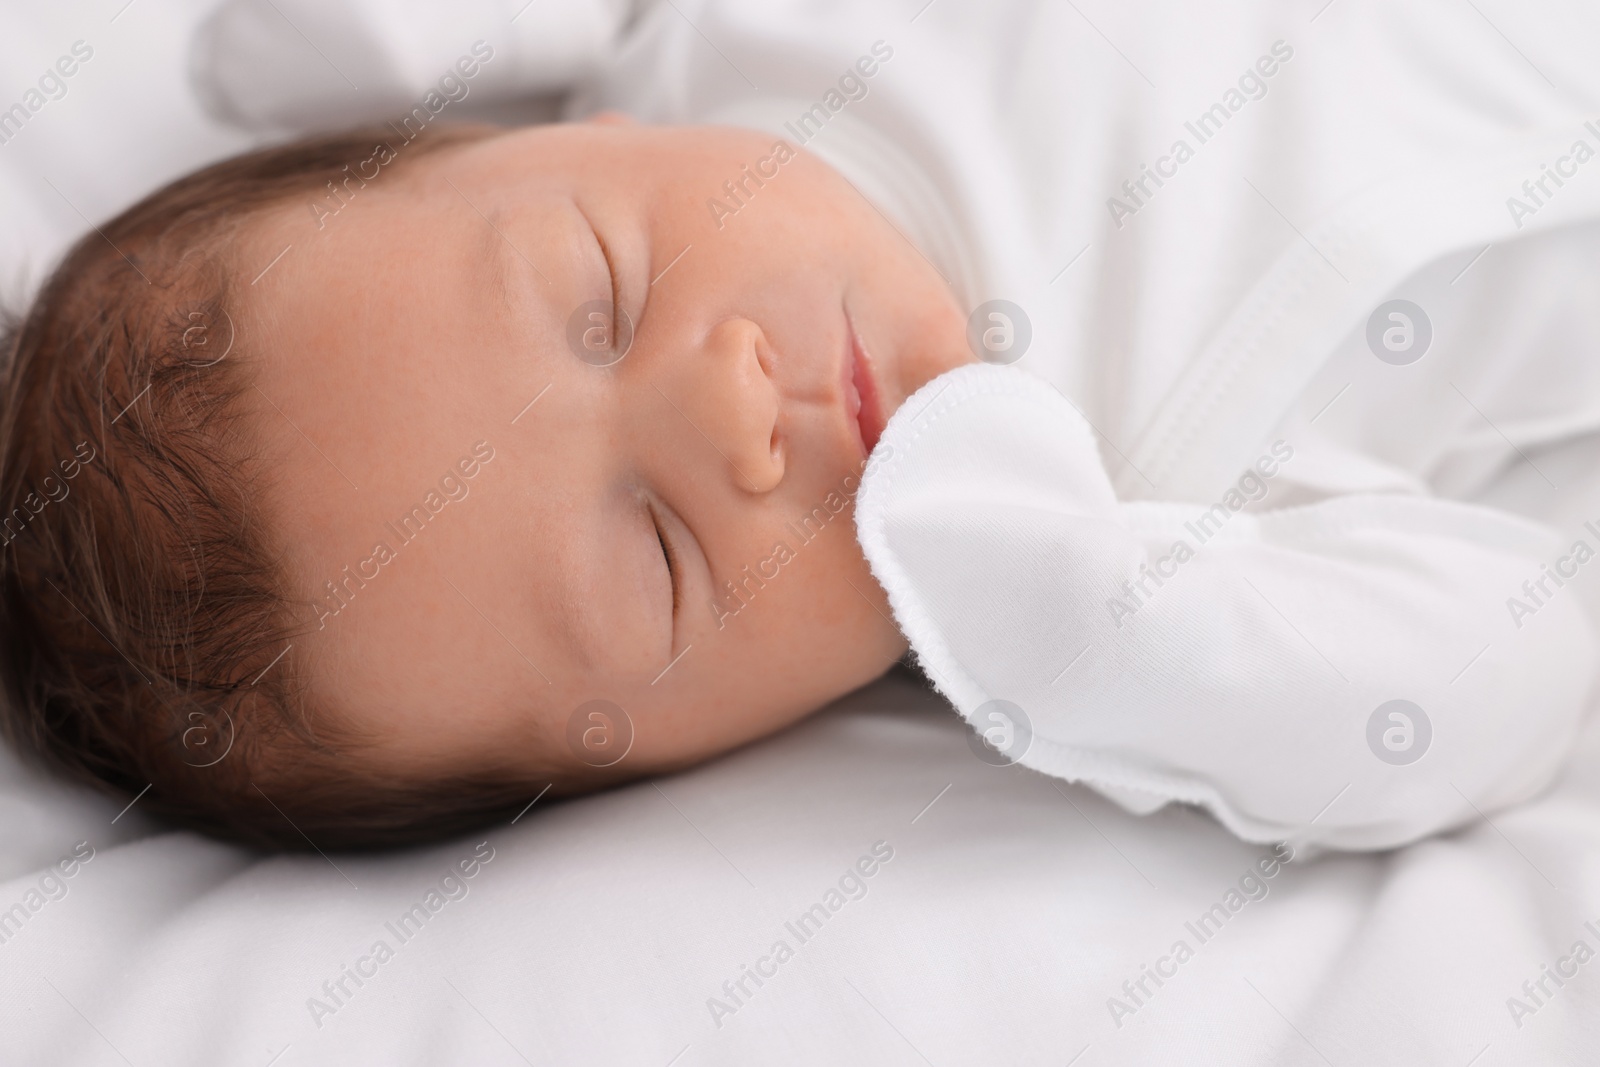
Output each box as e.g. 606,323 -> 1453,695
0,117 -> 975,847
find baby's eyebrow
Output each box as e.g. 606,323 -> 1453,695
472,203 -> 574,376
451,188 -> 551,325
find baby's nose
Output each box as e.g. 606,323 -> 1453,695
660,317 -> 784,493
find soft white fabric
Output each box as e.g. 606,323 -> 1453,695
0,2 -> 253,299
6,1 -> 1600,1065
855,360 -> 1598,850
7,668 -> 1599,1066
189,0 -> 633,131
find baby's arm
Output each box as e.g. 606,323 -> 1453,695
856,364 -> 1598,850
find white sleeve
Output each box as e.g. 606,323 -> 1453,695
855,363 -> 1598,851
189,0 -> 636,131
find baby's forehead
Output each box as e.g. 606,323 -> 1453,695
235,179 -> 575,657
241,188 -> 493,343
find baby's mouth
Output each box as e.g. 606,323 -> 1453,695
843,310 -> 886,458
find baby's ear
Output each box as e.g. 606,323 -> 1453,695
586,110 -> 636,127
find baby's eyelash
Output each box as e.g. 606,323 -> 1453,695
594,227 -> 621,312
652,508 -> 681,616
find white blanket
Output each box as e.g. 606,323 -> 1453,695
4,666 -> 1600,1066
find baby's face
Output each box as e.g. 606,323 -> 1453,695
244,119 -> 970,785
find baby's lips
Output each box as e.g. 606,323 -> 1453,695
845,312 -> 886,456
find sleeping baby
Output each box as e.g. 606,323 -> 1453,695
4,1 -> 1600,851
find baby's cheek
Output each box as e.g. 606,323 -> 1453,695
784,527 -> 899,660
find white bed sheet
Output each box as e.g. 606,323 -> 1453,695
7,667 -> 1600,1066
3,3 -> 1600,1065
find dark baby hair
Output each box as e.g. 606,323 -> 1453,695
0,123 -> 560,850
